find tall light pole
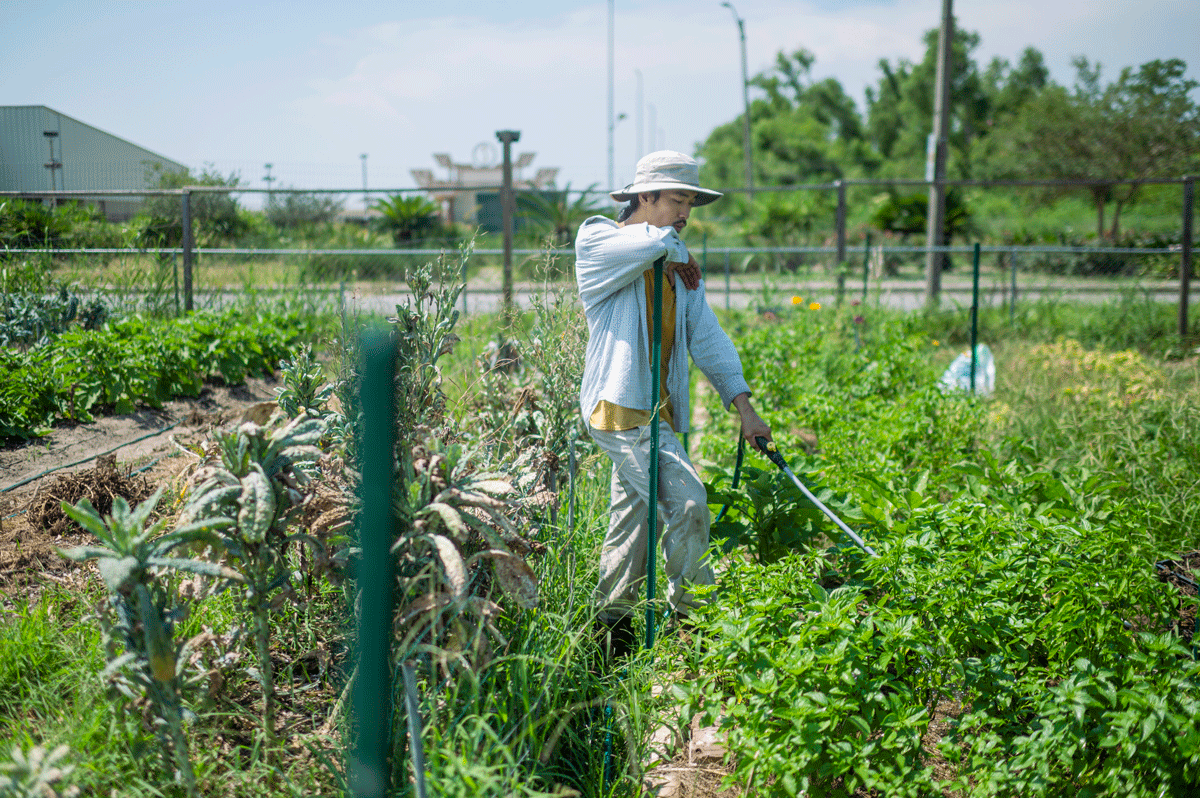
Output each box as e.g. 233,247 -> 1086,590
722,2 -> 754,198
923,0 -> 954,307
607,0 -> 616,193
360,153 -> 369,212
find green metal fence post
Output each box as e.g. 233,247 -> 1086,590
350,328 -> 398,798
969,243 -> 981,394
1180,176 -> 1194,339
1009,248 -> 1017,326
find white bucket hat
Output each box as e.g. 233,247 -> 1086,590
610,150 -> 723,207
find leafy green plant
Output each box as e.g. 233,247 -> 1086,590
0,198 -> 72,250
387,246 -> 467,445
135,164 -> 248,248
706,461 -> 857,564
58,490 -> 242,798
0,284 -> 107,349
0,743 -> 79,798
179,415 -> 327,748
682,554 -> 939,797
0,307 -> 317,442
275,344 -> 335,420
265,188 -> 344,229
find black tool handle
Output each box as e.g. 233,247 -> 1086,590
755,436 -> 789,470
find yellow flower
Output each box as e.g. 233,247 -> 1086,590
809,302 -> 821,310
792,296 -> 803,305
931,340 -> 940,346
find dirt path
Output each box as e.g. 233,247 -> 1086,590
0,378 -> 279,598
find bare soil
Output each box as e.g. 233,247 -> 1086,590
0,377 -> 279,599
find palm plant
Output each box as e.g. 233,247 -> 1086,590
372,194 -> 442,245
517,183 -> 606,247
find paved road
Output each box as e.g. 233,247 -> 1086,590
352,275 -> 1196,317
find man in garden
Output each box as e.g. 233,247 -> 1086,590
574,150 -> 773,661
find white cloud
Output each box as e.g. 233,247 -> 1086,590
7,0 -> 1191,191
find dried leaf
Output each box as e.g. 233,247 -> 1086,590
470,479 -> 514,496
484,549 -> 539,609
422,501 -> 468,540
430,534 -> 468,599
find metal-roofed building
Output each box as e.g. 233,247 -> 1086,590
0,105 -> 187,221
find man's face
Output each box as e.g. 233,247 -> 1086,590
641,190 -> 697,233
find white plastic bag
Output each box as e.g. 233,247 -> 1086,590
939,343 -> 995,396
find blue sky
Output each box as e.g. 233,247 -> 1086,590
3,0 -> 1196,200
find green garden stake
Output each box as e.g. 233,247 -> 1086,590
350,328 -> 398,798
970,243 -> 980,394
645,255 -> 665,652
862,232 -> 871,301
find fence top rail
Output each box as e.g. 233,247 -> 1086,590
2,174 -> 1196,201
2,244 -> 1186,257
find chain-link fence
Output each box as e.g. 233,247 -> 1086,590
2,175 -> 1194,325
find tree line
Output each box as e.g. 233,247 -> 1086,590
697,27 -> 1199,242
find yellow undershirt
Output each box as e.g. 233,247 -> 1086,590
589,268 -> 676,431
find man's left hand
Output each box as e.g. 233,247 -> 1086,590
665,254 -> 702,291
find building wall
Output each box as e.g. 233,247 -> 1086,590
0,105 -> 186,221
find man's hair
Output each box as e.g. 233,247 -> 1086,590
616,190 -> 661,222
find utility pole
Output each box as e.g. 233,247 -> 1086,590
722,2 -> 754,199
496,130 -> 520,316
607,0 -> 615,193
923,0 -> 954,308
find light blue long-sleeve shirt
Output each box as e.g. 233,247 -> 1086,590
574,215 -> 751,433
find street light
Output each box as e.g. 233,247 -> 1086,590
263,163 -> 275,203
360,153 -> 369,212
721,2 -> 754,198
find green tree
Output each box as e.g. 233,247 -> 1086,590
136,163 -> 247,247
372,194 -> 442,244
264,188 -> 344,229
699,50 -> 875,191
1005,58 -> 1200,239
864,28 -> 995,178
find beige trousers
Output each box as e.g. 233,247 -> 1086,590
588,421 -> 715,622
